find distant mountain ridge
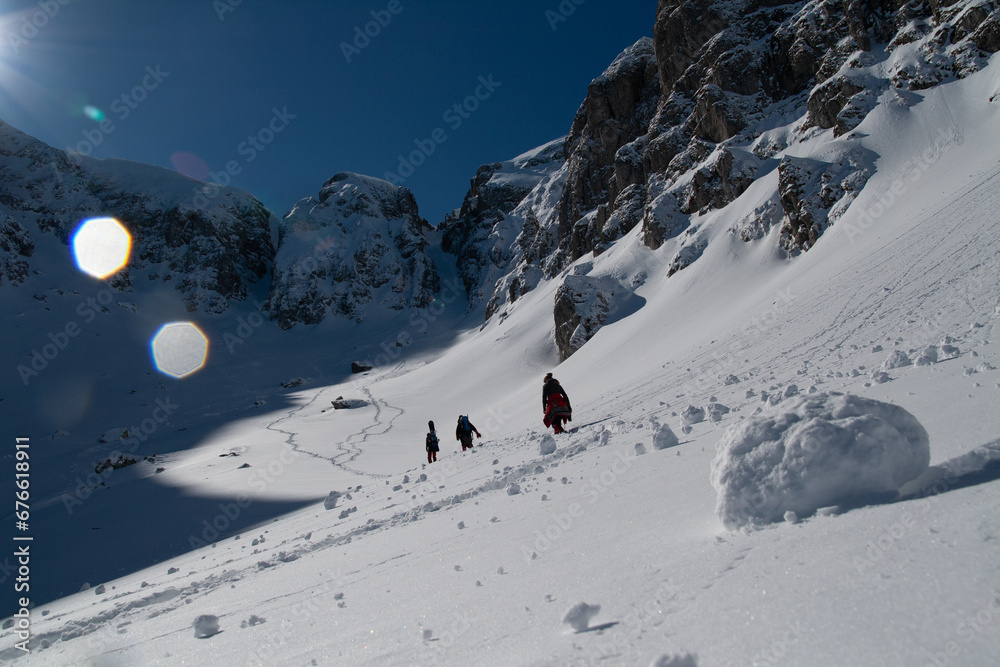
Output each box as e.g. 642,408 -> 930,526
2,0 -> 997,345
0,120 -> 273,313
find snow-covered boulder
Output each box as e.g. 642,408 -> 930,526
98,428 -> 129,444
870,370 -> 891,384
939,344 -> 960,360
710,392 -> 930,530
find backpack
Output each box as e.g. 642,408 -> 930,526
426,431 -> 439,452
458,415 -> 472,434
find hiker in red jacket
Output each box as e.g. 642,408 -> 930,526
542,373 -> 572,434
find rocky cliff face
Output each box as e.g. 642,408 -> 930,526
444,0 -> 998,356
268,172 -> 440,328
439,138 -> 566,318
0,120 -> 273,312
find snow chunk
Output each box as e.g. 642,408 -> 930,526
192,614 -> 220,638
680,406 -> 705,426
506,483 -> 521,496
939,344 -> 960,360
562,602 -> 601,632
707,403 -> 731,422
539,435 -> 557,456
323,491 -> 341,510
881,350 -> 912,371
710,392 -> 929,529
724,374 -> 740,385
651,424 -> 679,450
870,370 -> 891,384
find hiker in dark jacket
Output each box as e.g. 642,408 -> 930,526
542,373 -> 572,434
455,415 -> 481,451
426,420 -> 440,463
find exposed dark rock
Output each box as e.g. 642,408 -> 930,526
777,150 -> 874,253
351,361 -> 373,374
807,76 -> 866,130
971,11 -> 1000,51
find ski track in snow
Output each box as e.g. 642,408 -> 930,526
10,423 -> 625,658
264,372 -> 405,480
330,385 -> 404,479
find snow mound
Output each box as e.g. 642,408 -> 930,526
710,392 -> 930,530
562,602 -> 601,632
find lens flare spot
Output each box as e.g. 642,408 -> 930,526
71,217 -> 131,279
170,151 -> 211,182
151,322 -> 209,379
83,105 -> 105,122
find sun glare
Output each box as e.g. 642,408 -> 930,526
71,217 -> 132,279
151,322 -> 209,379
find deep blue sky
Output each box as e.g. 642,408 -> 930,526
0,0 -> 654,224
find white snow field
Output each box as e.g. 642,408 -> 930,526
3,56 -> 1000,667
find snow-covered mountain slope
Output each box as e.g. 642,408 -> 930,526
445,0 -> 1000,361
268,172 -> 440,328
2,45 -> 998,666
0,120 -> 274,313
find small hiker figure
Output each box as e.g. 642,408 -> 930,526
456,415 -> 481,451
542,373 -> 572,434
426,420 -> 440,464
